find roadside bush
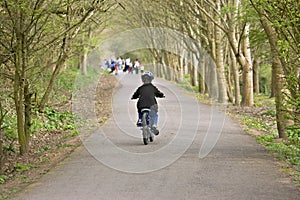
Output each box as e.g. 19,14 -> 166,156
286,128 -> 300,146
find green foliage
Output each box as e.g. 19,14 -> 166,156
283,73 -> 300,128
286,129 -> 300,146
256,134 -> 300,167
2,115 -> 18,141
0,190 -> 9,200
252,0 -> 300,131
0,187 -> 19,200
258,64 -> 272,95
1,111 -> 17,154
292,174 -> 300,187
175,74 -> 195,93
183,74 -> 190,79
43,108 -> 76,131
57,143 -> 73,148
0,175 -> 9,184
256,133 -> 277,144
240,107 -> 300,168
254,94 -> 275,107
21,176 -> 29,184
49,67 -> 79,105
74,66 -> 101,89
56,67 -> 78,91
34,145 -> 52,154
63,130 -> 79,139
237,87 -> 300,184
262,109 -> 276,117
14,163 -> 36,173
30,67 -> 78,133
241,116 -> 272,132
30,106 -> 76,133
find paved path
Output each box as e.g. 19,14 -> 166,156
11,73 -> 300,200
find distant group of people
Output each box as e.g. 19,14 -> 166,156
102,57 -> 144,75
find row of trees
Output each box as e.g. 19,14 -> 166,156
0,0 -> 299,161
0,0 -> 118,158
118,0 -> 299,139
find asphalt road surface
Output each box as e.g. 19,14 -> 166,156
11,73 -> 300,200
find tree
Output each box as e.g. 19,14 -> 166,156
250,0 -> 300,138
0,0 -> 116,154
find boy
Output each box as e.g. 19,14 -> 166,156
131,71 -> 165,135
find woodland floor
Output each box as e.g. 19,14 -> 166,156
0,73 -> 119,199
0,73 -> 280,198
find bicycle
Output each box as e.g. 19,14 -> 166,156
141,108 -> 155,145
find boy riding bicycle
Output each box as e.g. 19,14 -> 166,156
131,71 -> 165,135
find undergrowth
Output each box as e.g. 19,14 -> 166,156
0,66 -> 81,199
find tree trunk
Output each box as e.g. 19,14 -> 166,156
259,11 -> 286,138
39,37 -> 68,112
188,52 -> 195,86
230,49 -> 240,106
296,70 -> 300,126
192,53 -> 198,87
253,57 -> 260,94
156,50 -> 162,78
241,60 -> 254,106
215,0 -> 227,103
179,50 -> 185,82
270,68 -> 276,97
226,53 -> 234,103
24,81 -> 32,149
226,0 -> 253,106
198,54 -> 205,94
240,24 -> 254,107
39,55 -> 67,112
14,11 -> 28,155
14,76 -> 27,155
273,59 -> 286,138
81,49 -> 88,75
208,59 -> 218,100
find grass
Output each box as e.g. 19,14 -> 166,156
243,95 -> 300,186
175,75 -> 212,104
0,175 -> 9,184
254,93 -> 276,107
14,164 -> 37,173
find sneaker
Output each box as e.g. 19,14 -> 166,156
151,126 -> 159,135
136,119 -> 142,127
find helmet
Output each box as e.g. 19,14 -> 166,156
141,71 -> 154,83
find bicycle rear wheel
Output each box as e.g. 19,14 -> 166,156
142,112 -> 149,145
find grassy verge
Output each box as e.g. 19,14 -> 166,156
175,77 -> 300,186
255,129 -> 300,186
230,95 -> 300,187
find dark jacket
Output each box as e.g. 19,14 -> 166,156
131,83 -> 164,112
